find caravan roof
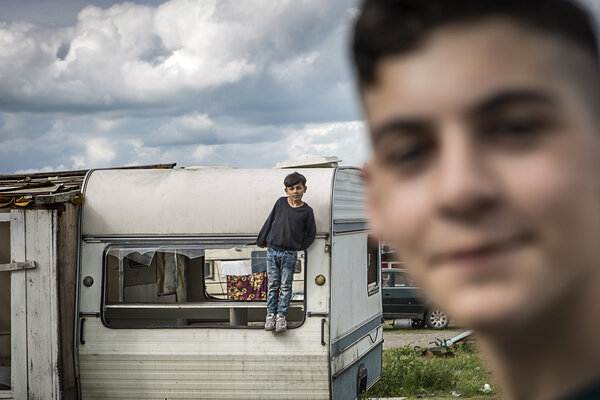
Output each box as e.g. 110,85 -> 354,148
82,167 -> 365,237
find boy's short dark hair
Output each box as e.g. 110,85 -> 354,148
284,172 -> 307,188
352,0 -> 600,88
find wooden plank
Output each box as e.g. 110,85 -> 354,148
10,210 -> 27,399
0,262 -> 36,272
56,203 -> 80,399
34,190 -> 79,205
25,210 -> 60,399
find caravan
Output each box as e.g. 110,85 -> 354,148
0,161 -> 382,399
76,163 -> 382,399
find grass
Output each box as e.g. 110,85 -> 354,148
360,343 -> 498,399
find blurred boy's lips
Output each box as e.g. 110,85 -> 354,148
429,231 -> 534,269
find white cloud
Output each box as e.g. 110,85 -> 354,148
176,113 -> 214,131
85,137 -> 116,166
285,121 -> 368,166
95,117 -> 120,131
191,144 -> 215,162
71,155 -> 86,169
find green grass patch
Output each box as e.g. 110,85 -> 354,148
361,343 -> 497,399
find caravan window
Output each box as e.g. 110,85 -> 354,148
367,235 -> 380,295
102,243 -> 306,328
204,248 -> 304,300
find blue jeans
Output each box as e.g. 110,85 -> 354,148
266,248 -> 297,316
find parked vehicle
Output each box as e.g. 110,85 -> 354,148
381,268 -> 449,330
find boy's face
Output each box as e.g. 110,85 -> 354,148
285,182 -> 307,201
362,19 -> 600,330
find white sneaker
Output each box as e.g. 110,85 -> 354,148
265,313 -> 275,331
275,314 -> 287,332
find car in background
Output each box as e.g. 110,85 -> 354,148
381,268 -> 449,330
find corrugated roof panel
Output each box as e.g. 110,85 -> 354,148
332,168 -> 366,223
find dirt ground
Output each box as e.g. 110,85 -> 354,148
382,326 -> 469,349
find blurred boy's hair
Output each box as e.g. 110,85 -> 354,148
352,0 -> 599,89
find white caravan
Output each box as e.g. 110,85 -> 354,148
76,166 -> 383,399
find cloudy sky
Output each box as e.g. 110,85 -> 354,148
1,0 -> 598,174
0,0 -> 368,173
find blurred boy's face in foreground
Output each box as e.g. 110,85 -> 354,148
363,18 -> 600,331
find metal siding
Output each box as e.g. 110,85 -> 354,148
78,240 -> 331,399
331,343 -> 382,400
330,233 -> 381,343
332,169 -> 365,224
81,168 -> 334,237
329,232 -> 382,400
331,326 -> 383,378
79,242 -> 105,314
79,317 -> 329,399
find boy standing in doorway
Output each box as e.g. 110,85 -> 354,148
258,172 -> 316,332
352,0 -> 600,398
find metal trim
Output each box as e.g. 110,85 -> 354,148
331,325 -> 381,362
307,312 -> 328,317
331,339 -> 384,380
332,222 -> 368,234
330,313 -> 382,357
83,233 -> 330,243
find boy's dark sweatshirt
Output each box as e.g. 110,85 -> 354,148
257,196 -> 317,251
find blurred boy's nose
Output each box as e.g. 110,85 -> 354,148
434,126 -> 499,220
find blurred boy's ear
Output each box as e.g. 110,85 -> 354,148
361,162 -> 385,242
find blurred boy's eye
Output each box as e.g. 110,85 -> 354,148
378,137 -> 435,174
477,106 -> 555,148
485,118 -> 547,139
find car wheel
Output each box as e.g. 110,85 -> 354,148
425,309 -> 449,330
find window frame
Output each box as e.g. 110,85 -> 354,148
204,260 -> 214,280
366,236 -> 381,296
100,240 -> 308,330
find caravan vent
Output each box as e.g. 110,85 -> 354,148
275,156 -> 341,169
